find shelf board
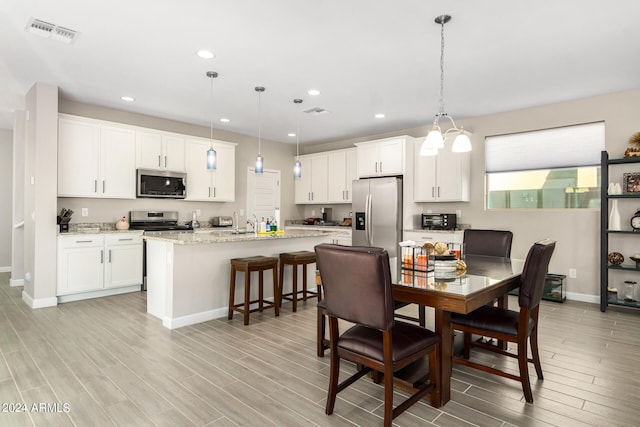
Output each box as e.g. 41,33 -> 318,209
607,194 -> 640,199
608,157 -> 640,165
607,230 -> 640,234
608,265 -> 640,272
608,300 -> 640,309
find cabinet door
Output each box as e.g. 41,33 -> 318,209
356,143 -> 380,177
436,148 -> 470,201
105,244 -> 142,288
185,139 -> 214,200
164,135 -> 186,172
345,148 -> 357,202
327,151 -> 347,203
136,131 -> 163,169
414,141 -> 438,202
211,142 -> 235,201
58,118 -> 100,197
309,154 -> 328,203
100,125 -> 136,199
57,236 -> 105,295
295,154 -> 313,203
378,139 -> 404,175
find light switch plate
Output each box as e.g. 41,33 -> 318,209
81,208 -> 88,217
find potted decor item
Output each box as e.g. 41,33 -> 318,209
115,216 -> 130,230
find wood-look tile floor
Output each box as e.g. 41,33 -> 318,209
1,272 -> 639,426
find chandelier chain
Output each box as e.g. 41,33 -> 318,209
439,16 -> 446,117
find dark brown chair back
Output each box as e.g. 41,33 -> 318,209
314,244 -> 394,331
464,229 -> 513,258
518,239 -> 556,309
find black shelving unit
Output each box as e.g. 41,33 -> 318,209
600,150 -> 640,311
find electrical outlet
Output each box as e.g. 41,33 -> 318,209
569,268 -> 577,278
456,209 -> 462,218
81,208 -> 88,217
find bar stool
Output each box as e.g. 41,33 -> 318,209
228,256 -> 279,325
279,251 -> 319,312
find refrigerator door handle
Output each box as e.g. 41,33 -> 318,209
366,193 -> 373,246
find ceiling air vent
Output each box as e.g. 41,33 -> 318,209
302,106 -> 330,115
25,18 -> 80,44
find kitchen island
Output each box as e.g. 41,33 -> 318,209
144,229 -> 345,329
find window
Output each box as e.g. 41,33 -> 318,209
485,122 -> 604,209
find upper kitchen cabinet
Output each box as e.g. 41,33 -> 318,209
185,138 -> 236,202
327,148 -> 357,203
355,136 -> 410,177
295,153 -> 328,204
58,115 -> 136,199
136,130 -> 185,172
413,138 -> 470,202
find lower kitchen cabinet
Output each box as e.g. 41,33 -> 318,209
57,233 -> 142,299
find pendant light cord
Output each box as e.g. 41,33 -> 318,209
258,90 -> 262,155
210,75 -> 214,141
438,16 -> 446,117
296,101 -> 300,158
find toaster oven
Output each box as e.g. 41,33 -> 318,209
421,213 -> 457,230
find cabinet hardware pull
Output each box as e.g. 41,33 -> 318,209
75,240 -> 93,243
346,190 -> 349,199
164,156 -> 167,168
94,180 -> 97,193
213,187 -> 216,198
101,250 -> 104,264
103,180 -> 106,193
375,162 -> 378,173
209,187 -> 211,197
118,238 -> 133,241
158,155 -> 161,167
343,190 -> 345,200
380,162 -> 383,173
108,249 -> 112,263
432,187 -> 435,198
437,186 -> 440,198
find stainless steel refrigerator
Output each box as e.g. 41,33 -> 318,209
352,176 -> 402,282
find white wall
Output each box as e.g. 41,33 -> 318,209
302,89 -> 640,302
0,129 -> 12,270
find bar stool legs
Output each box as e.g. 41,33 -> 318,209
228,256 -> 279,325
279,251 -> 318,312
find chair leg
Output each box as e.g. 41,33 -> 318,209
278,260 -> 285,308
530,326 -> 543,379
317,307 -> 326,357
325,319 -> 340,415
228,267 -> 236,320
463,332 -> 472,359
292,264 -> 298,312
418,304 -> 426,327
429,345 -> 441,408
243,270 -> 251,325
518,334 -> 533,403
383,362 -> 393,427
271,266 -> 279,316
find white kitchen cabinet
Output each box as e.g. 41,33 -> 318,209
295,153 -> 328,204
403,230 -> 463,245
413,138 -> 470,202
57,235 -> 105,295
136,130 -> 185,171
185,138 -> 236,201
355,136 -> 408,177
327,148 -> 357,203
58,233 -> 142,297
58,115 -> 136,199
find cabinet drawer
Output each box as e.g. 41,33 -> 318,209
58,235 -> 105,248
105,233 -> 142,246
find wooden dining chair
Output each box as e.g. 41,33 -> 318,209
451,239 -> 555,403
315,244 -> 441,426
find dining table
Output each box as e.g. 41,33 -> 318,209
392,254 -> 525,406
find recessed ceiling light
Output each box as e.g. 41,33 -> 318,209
120,96 -> 135,102
288,133 -> 296,137
196,50 -> 215,59
375,113 -> 385,119
219,118 -> 230,123
307,89 -> 320,96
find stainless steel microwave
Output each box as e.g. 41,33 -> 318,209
421,213 -> 456,230
136,169 -> 186,199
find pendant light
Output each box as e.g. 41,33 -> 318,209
293,98 -> 303,178
254,86 -> 265,173
206,71 -> 218,170
420,14 -> 472,156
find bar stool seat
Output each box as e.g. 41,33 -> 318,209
279,251 -> 319,312
228,256 -> 279,325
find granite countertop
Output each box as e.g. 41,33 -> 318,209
285,224 -> 352,232
143,228 -> 347,245
60,222 -> 143,236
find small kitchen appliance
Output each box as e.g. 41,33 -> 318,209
421,213 -> 457,230
211,216 -> 234,227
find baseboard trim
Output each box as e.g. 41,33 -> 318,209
565,292 -> 599,304
10,278 -> 24,287
162,307 -> 227,330
57,285 -> 141,304
0,266 -> 11,273
22,291 -> 58,309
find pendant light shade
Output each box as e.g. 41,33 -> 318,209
255,86 -> 265,174
205,71 -> 218,170
420,14 -> 472,156
293,98 -> 303,178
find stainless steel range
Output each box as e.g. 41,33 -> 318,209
130,210 -> 193,290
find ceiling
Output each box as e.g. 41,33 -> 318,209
1,0 -> 639,144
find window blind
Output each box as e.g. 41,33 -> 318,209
485,122 -> 605,173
